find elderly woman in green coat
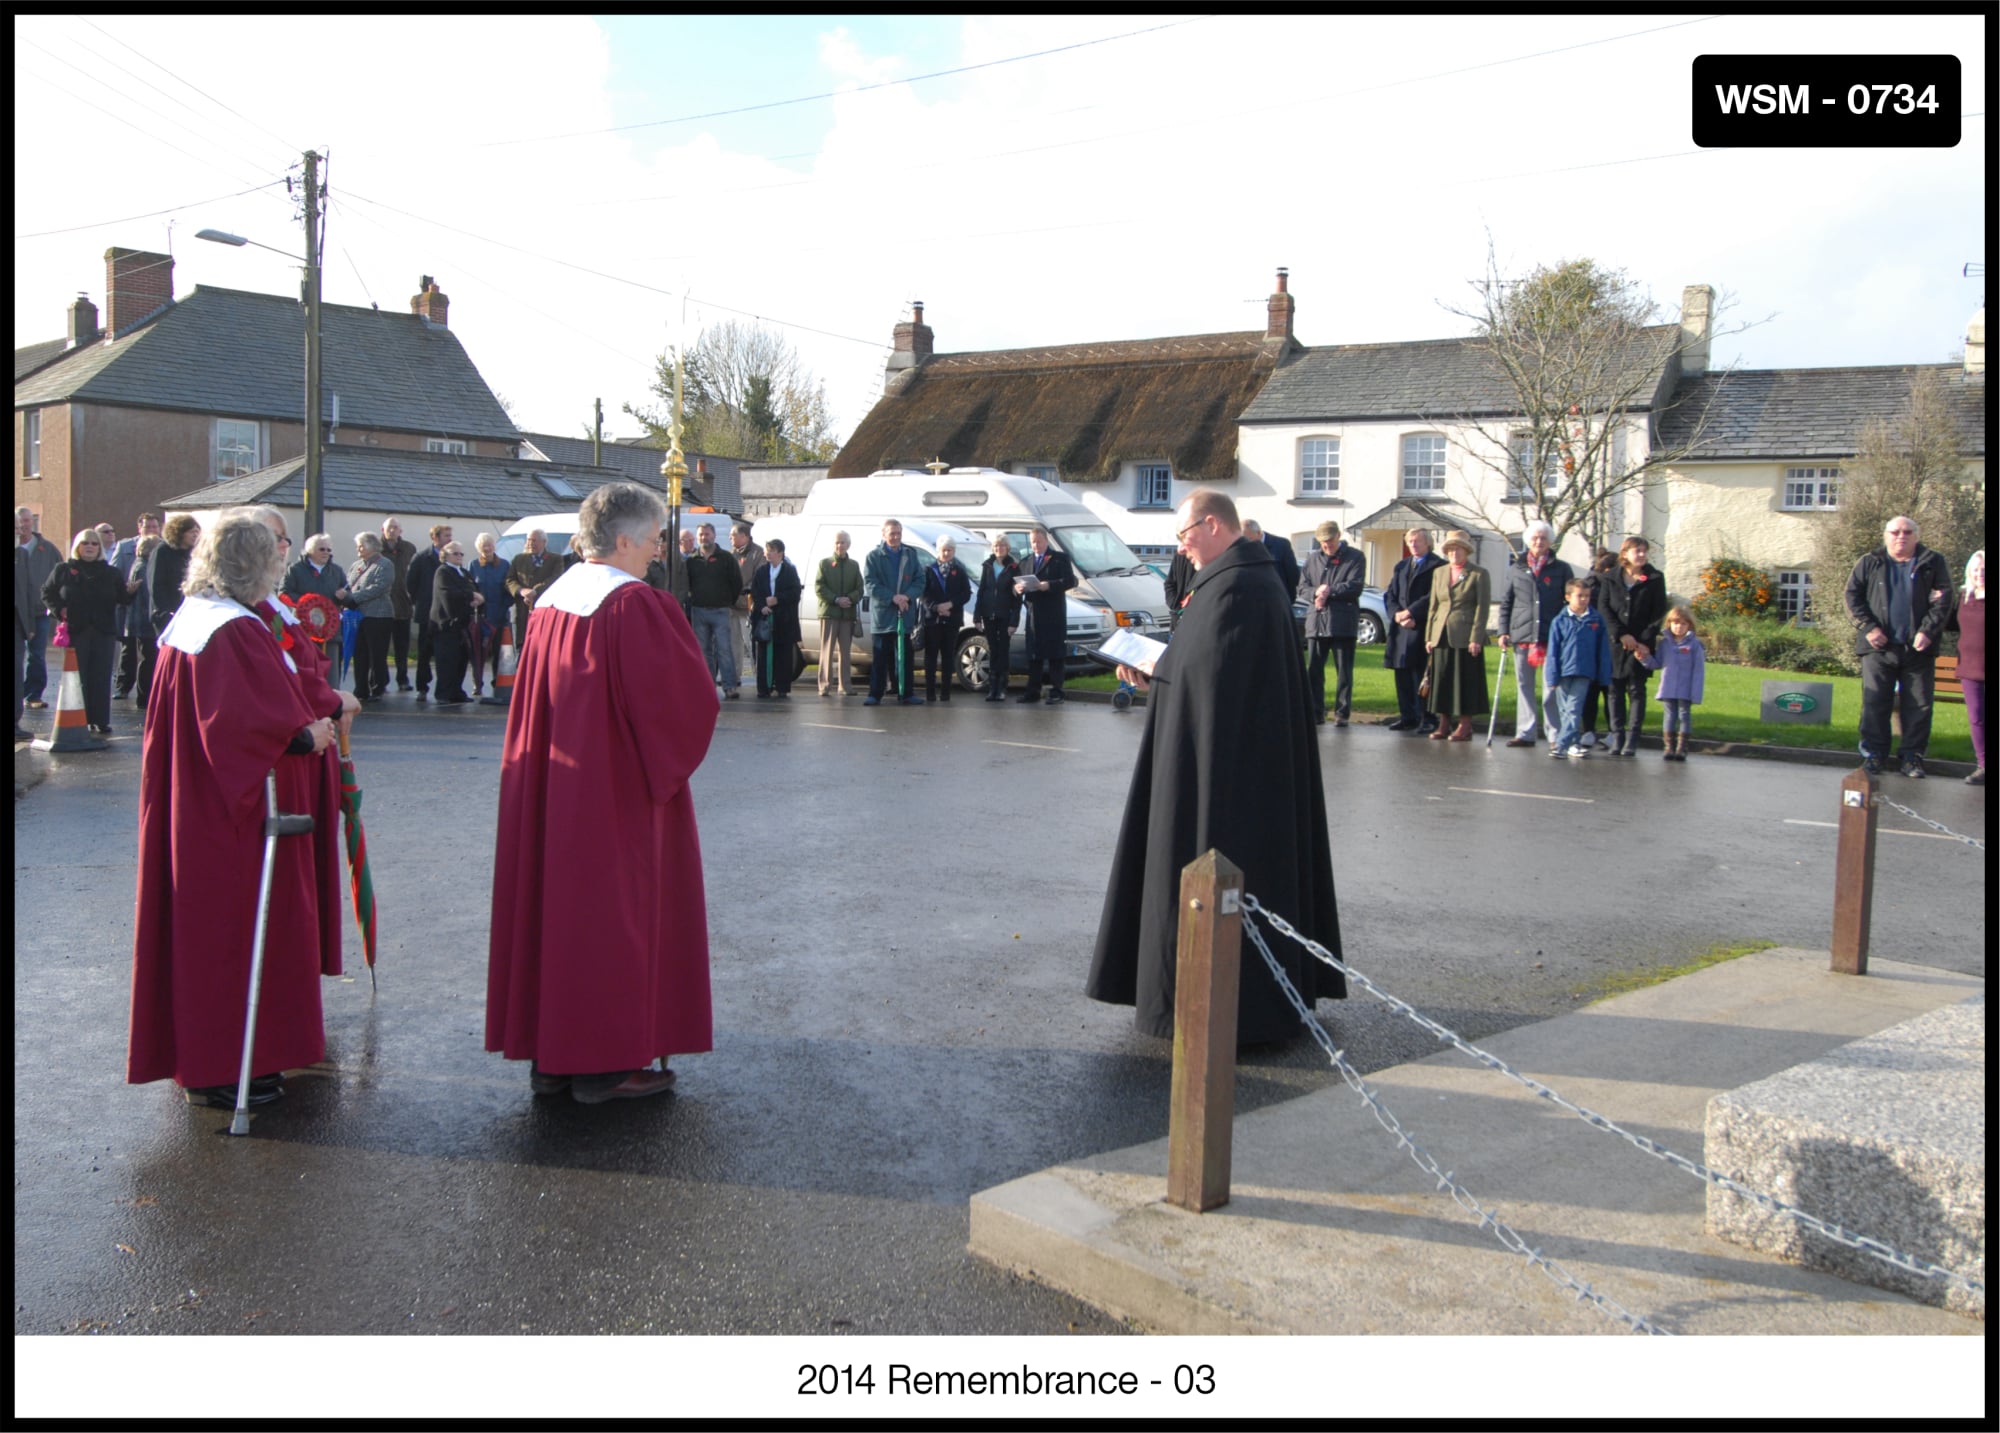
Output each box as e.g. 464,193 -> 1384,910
814,530 -> 863,696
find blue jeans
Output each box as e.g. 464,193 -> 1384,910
23,614 -> 50,701
691,606 -> 738,689
1552,675 -> 1593,751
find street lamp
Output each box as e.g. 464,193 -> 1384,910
197,157 -> 325,539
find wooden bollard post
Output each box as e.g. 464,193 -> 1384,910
1167,849 -> 1242,1213
1830,767 -> 1879,975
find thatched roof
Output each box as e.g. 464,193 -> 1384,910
829,332 -> 1282,483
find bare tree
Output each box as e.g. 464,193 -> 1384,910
624,321 -> 842,462
1811,366 -> 1984,618
1437,245 -> 1751,553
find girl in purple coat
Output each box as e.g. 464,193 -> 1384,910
1642,604 -> 1706,762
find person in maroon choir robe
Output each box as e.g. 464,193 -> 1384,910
129,513 -> 340,1109
486,483 -> 720,1104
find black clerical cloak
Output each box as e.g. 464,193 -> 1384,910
1087,537 -> 1345,1042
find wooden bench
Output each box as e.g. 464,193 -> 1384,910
1935,653 -> 1964,704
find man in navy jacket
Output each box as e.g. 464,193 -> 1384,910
1382,528 -> 1445,732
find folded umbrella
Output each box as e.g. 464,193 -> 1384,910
337,726 -> 378,991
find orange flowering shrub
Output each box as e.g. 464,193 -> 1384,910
1693,557 -> 1778,619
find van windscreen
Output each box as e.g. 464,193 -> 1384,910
1052,525 -> 1147,578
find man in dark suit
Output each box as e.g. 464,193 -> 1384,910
974,535 -> 1023,700
1243,520 -> 1300,604
429,538 -> 480,705
1297,520 -> 1366,726
405,523 -> 450,701
1017,526 -> 1077,704
1382,527 -> 1445,732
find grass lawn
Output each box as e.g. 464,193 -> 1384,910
1071,647 -> 1974,762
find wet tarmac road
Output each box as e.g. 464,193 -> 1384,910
13,692 -> 1985,1336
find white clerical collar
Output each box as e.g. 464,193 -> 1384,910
159,591 -> 297,671
540,560 -> 640,617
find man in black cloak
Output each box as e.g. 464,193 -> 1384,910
1086,488 -> 1345,1043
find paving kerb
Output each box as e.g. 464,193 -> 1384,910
969,946 -> 1985,1335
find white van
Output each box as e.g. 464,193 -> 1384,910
752,512 -> 1110,694
781,469 -> 1168,633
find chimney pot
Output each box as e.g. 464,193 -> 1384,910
1966,306 -> 1986,376
411,277 -> 450,328
103,247 -> 175,337
886,300 -> 935,392
67,291 -> 100,348
1679,284 -> 1714,378
1265,268 -> 1295,344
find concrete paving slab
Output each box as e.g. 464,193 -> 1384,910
970,947 -> 1984,1335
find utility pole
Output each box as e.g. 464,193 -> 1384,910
302,150 -> 325,540
593,397 -> 603,466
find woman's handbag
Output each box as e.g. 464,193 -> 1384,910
52,620 -> 72,648
753,612 -> 773,643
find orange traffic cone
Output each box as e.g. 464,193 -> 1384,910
480,621 -> 518,705
32,643 -> 107,752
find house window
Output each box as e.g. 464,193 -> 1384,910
1299,437 -> 1339,496
1777,569 -> 1815,621
1025,465 -> 1058,486
1401,433 -> 1446,495
426,438 -> 469,456
214,419 -> 262,482
1508,434 -> 1561,500
1781,466 -> 1840,510
23,410 -> 39,477
1135,464 -> 1173,509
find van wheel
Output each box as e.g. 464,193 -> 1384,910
957,634 -> 990,694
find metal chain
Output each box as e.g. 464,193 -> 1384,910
1241,892 -> 1984,1299
1875,793 -> 1985,851
1239,915 -> 1670,1335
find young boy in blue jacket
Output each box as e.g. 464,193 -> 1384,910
1545,579 -> 1614,758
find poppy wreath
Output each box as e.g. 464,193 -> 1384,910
288,592 -> 342,644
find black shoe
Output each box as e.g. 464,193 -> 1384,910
985,692 -> 1005,702
1384,719 -> 1413,732
115,686 -> 133,699
529,1062 -> 570,1096
397,680 -> 414,692
13,728 -> 31,742
570,1067 -> 676,1104
1861,756 -> 1883,775
1016,692 -> 1040,703
183,1080 -> 282,1110
414,692 -> 427,703
900,695 -> 925,705
1505,736 -> 1535,748
1045,690 -> 1065,704
1403,724 -> 1430,736
1901,756 -> 1926,779
1334,716 -> 1349,728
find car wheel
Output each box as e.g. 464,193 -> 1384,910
1356,612 -> 1383,646
957,633 -> 991,694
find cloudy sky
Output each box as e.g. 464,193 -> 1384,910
14,12 -> 1989,448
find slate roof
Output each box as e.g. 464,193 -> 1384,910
14,338 -> 69,383
1238,325 -> 1681,423
830,331 -> 1282,483
15,285 -> 519,442
156,446 -> 650,525
517,431 -> 732,510
1656,363 -> 1986,460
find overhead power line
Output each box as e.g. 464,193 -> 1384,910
480,16 -> 1210,147
17,181 -> 288,241
79,16 -> 303,158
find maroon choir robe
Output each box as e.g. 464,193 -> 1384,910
486,562 -> 720,1075
129,596 -> 328,1089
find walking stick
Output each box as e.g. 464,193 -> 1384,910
228,771 -> 316,1136
1486,641 -> 1511,748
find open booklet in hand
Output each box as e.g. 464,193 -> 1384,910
1083,627 -> 1168,676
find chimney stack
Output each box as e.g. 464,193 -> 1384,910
1965,306 -> 1985,376
411,275 -> 450,328
103,248 -> 174,336
1679,284 -> 1714,378
67,292 -> 100,348
886,300 -> 935,393
1265,267 -> 1295,343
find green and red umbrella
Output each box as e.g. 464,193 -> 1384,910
337,727 -> 378,990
